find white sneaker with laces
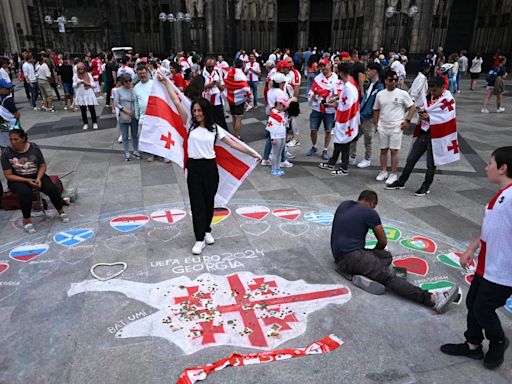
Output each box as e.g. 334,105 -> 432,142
205,233 -> 215,245
385,173 -> 398,185
82,124 -> 89,130
481,108 -> 489,113
93,123 -> 99,129
349,157 -> 357,165
192,240 -> 206,255
280,160 -> 294,168
357,159 -> 371,168
286,151 -> 295,159
376,171 -> 389,181
260,159 -> 271,166
117,134 -> 123,143
497,107 -> 506,113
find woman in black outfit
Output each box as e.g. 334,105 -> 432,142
157,73 -> 261,255
1,129 -> 69,233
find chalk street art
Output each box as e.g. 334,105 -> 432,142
68,271 -> 351,354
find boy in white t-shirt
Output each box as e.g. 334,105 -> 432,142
373,70 -> 415,185
441,146 -> 512,369
266,96 -> 288,176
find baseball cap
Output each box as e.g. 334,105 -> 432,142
276,60 -> 292,70
140,57 -> 148,63
272,73 -> 287,84
276,95 -> 289,107
340,51 -> 350,58
319,58 -> 330,66
0,79 -> 14,89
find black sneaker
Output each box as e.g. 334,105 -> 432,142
318,162 -> 335,170
440,342 -> 484,360
414,185 -> 430,196
484,337 -> 509,369
385,180 -> 405,190
330,168 -> 349,176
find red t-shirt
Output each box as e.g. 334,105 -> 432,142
172,73 -> 186,90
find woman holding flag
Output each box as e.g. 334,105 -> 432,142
157,73 -> 261,255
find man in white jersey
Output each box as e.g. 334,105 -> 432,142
203,57 -> 227,130
441,146 -> 512,369
244,53 -> 261,109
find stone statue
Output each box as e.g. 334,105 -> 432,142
185,0 -> 204,18
401,0 -> 411,11
341,0 -> 348,19
503,0 -> 512,12
235,0 -> 242,20
268,0 -> 276,20
259,0 -> 267,20
249,0 -> 257,20
389,0 -> 399,7
333,0 -> 342,19
356,0 -> 364,17
347,0 -> 355,18
242,0 -> 249,19
299,0 -> 309,21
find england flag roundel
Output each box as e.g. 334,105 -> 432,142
150,209 -> 187,224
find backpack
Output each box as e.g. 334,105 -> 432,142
486,67 -> 498,84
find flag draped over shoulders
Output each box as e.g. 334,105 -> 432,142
224,68 -> 252,106
333,81 -> 360,144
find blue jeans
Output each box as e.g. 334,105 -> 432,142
248,81 -> 258,106
29,81 -> 38,107
310,110 -> 335,131
120,117 -> 139,158
263,130 -> 285,162
456,72 -> 462,92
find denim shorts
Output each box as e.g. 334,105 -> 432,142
63,83 -> 74,96
310,110 -> 334,132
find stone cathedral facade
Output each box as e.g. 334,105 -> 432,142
1,0 -> 511,58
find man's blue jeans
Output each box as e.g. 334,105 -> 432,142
248,81 -> 258,106
29,81 -> 38,108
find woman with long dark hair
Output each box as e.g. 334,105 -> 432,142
157,73 -> 261,254
1,129 -> 69,233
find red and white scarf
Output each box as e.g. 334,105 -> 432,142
308,72 -> 339,113
202,68 -> 223,106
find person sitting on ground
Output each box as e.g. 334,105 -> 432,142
331,189 -> 458,314
441,146 -> 512,369
1,129 -> 69,233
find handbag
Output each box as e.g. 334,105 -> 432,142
119,108 -> 132,123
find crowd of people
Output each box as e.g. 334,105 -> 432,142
0,43 -> 510,371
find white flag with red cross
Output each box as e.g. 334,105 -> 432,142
416,90 -> 460,166
139,74 -> 258,206
224,68 -> 252,106
333,80 -> 360,144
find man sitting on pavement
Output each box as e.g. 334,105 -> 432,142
331,189 -> 458,314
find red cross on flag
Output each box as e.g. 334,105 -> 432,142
224,68 -> 252,106
308,72 -> 339,113
415,90 -> 460,166
333,80 -> 360,144
139,70 -> 259,206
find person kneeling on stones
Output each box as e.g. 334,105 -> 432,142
157,73 -> 261,255
331,189 -> 458,314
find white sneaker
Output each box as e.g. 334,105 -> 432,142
192,240 -> 206,255
33,107 -> 39,111
285,151 -> 295,159
280,160 -> 294,168
481,108 -> 489,113
376,171 -> 388,181
357,159 -> 371,168
82,124 -> 89,130
261,159 -> 271,166
385,173 -> 398,185
93,123 -> 99,129
63,106 -> 68,111
286,138 -> 300,147
117,134 -> 123,143
204,232 -> 215,245
497,107 -> 506,113
349,157 -> 357,165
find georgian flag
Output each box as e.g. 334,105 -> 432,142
308,73 -> 338,113
415,90 -> 460,166
224,68 -> 252,106
333,81 -> 360,144
139,72 -> 258,205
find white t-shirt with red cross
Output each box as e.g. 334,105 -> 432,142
476,183 -> 512,287
202,68 -> 224,106
308,72 -> 339,114
244,61 -> 261,82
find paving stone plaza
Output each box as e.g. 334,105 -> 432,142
0,79 -> 511,384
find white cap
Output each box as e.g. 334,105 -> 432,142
272,73 -> 286,84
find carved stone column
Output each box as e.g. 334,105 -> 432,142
298,0 -> 309,49
409,0 -> 434,54
361,0 -> 386,50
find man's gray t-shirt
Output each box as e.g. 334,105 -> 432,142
330,200 -> 382,261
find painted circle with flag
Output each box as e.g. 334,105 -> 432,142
272,208 -> 301,221
110,215 -> 150,232
54,229 -> 94,247
9,243 -> 49,262
304,212 -> 334,225
211,207 -> 230,225
236,206 -> 270,221
150,209 -> 187,224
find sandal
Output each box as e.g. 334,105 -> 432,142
23,223 -> 36,234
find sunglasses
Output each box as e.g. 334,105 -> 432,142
386,78 -> 398,82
